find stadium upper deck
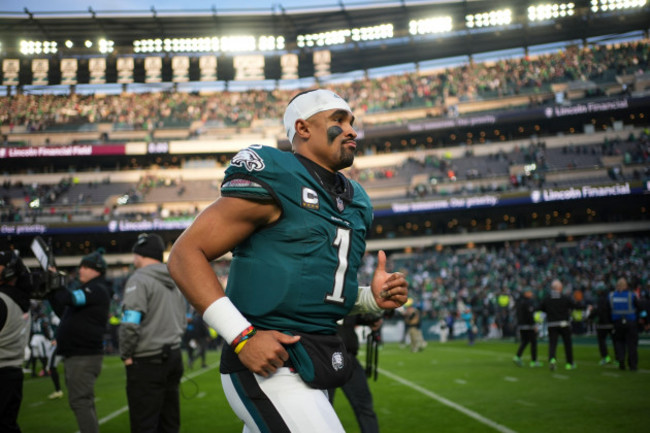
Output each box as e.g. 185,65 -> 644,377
1,1 -> 649,266
1,0 -> 649,88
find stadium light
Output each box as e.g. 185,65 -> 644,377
99,39 -> 114,54
466,9 -> 512,28
85,40 -> 93,48
19,40 -> 58,55
590,0 -> 647,12
133,35 -> 284,53
528,3 -> 575,22
219,36 -> 256,52
297,23 -> 393,48
408,16 -> 453,35
65,40 -> 74,49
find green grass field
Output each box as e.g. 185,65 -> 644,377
18,338 -> 649,433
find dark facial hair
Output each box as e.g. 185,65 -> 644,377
327,125 -> 354,170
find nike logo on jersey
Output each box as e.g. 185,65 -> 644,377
301,187 -> 320,210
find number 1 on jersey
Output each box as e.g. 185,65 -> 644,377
326,227 -> 350,304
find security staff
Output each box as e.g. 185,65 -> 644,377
513,290 -> 542,367
48,248 -> 111,433
540,279 -> 577,370
609,277 -> 638,371
119,233 -> 187,433
0,251 -> 31,433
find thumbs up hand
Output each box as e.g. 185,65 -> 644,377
371,250 -> 408,310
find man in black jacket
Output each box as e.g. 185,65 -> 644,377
328,314 -> 382,433
48,249 -> 111,433
590,284 -> 614,365
541,279 -> 578,371
0,250 -> 32,433
513,290 -> 542,367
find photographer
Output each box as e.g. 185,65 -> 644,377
0,250 -> 32,433
48,249 -> 111,433
328,314 -> 383,433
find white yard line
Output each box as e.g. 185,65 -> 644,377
514,399 -> 536,407
71,361 -> 220,433
379,367 -> 518,433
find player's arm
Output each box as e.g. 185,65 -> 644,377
169,196 -> 278,311
168,196 -> 299,376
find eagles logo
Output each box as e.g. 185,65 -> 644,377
331,351 -> 345,371
231,148 -> 265,172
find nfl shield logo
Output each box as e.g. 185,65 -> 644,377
336,197 -> 345,212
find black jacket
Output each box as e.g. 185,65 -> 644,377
49,276 -> 111,357
541,291 -> 576,323
515,296 -> 536,326
337,314 -> 381,356
592,292 -> 613,326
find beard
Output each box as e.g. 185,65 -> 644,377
327,126 -> 355,170
337,144 -> 355,170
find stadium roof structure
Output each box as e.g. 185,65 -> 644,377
1,0 -> 649,80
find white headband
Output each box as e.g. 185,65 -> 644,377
283,89 -> 352,142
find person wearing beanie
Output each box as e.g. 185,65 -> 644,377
119,233 -> 187,432
47,248 -> 111,433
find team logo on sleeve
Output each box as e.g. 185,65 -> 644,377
301,187 -> 320,210
231,148 -> 265,172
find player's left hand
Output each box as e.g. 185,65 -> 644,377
371,250 -> 408,309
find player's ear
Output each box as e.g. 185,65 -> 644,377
294,118 -> 311,140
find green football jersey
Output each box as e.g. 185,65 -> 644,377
221,145 -> 373,334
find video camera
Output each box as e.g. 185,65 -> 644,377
11,236 -> 67,299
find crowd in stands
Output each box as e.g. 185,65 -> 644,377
2,128 -> 648,225
376,235 -> 650,339
0,40 -> 648,133
22,233 -> 649,363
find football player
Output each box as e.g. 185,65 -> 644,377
168,89 -> 408,432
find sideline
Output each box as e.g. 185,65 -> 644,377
75,361 -> 221,433
378,367 -> 519,433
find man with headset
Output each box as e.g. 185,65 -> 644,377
0,251 -> 32,433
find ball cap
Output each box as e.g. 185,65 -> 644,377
283,89 -> 352,142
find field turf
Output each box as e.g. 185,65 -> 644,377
18,338 -> 649,432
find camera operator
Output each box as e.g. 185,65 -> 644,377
328,313 -> 383,433
0,250 -> 32,433
47,248 -> 111,433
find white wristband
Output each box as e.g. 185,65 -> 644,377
202,297 -> 252,345
350,286 -> 383,315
